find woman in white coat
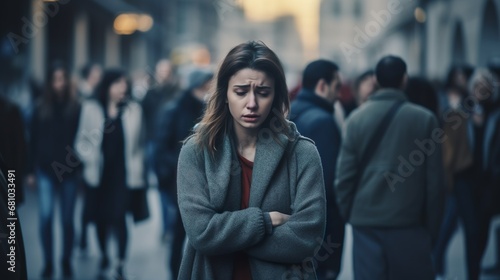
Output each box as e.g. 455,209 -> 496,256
75,69 -> 145,277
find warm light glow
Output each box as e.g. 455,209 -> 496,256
238,0 -> 321,61
114,14 -> 138,35
414,7 -> 426,23
114,13 -> 154,35
137,15 -> 154,32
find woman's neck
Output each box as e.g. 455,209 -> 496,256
233,124 -> 258,161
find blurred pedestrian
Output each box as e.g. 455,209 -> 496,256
290,59 -> 344,280
26,61 -> 81,278
74,69 -> 146,278
154,67 -> 213,279
432,75 -> 480,280
335,56 -> 444,280
176,41 -> 326,279
141,60 -> 179,236
472,69 -> 500,273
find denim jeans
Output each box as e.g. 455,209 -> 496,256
37,170 -> 78,265
159,189 -> 176,234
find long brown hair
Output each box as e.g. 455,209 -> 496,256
38,61 -> 78,120
192,41 -> 292,154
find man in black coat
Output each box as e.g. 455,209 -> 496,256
290,60 -> 344,280
154,68 -> 213,279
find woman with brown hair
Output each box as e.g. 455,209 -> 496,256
27,61 -> 81,278
176,41 -> 326,279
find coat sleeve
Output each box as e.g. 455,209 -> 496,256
244,140 -> 327,263
73,102 -> 102,172
177,140 -> 269,256
334,118 -> 359,220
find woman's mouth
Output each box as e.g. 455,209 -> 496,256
242,114 -> 259,123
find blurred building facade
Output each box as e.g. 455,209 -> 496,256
1,0 -> 499,95
322,0 -> 500,78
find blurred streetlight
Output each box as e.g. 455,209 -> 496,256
113,13 -> 153,35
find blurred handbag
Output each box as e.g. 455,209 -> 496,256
129,188 -> 150,223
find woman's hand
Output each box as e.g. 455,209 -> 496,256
269,211 -> 290,227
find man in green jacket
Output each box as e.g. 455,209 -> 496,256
335,56 -> 444,280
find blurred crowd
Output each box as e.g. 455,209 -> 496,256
1,50 -> 500,280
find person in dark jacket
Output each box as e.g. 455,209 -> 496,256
154,67 -> 213,279
290,59 -> 344,280
141,59 -> 179,241
26,62 -> 81,278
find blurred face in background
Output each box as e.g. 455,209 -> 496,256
227,68 -> 275,133
327,72 -> 342,103
155,60 -> 172,85
52,69 -> 67,96
357,74 -> 376,105
109,77 -> 128,104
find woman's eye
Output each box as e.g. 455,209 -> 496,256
235,91 -> 246,96
258,91 -> 269,96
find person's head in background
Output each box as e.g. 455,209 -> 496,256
353,70 -> 377,105
302,59 -> 341,104
187,68 -> 214,102
80,63 -> 102,91
445,64 -> 474,91
194,41 -> 291,152
95,69 -> 132,110
44,61 -> 72,102
375,55 -> 408,90
155,59 -> 173,86
468,68 -> 497,110
405,77 -> 439,117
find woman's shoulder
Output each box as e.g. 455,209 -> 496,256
290,135 -> 317,154
179,135 -> 205,161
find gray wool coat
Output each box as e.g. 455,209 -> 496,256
177,122 -> 326,280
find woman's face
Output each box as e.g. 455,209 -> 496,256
109,77 -> 128,104
227,68 -> 275,133
52,69 -> 67,94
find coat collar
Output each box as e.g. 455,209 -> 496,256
203,124 -> 293,209
368,88 -> 408,102
296,88 -> 334,114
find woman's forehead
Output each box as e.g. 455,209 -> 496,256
229,68 -> 274,85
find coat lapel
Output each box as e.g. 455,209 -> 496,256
249,132 -> 288,206
204,134 -> 240,210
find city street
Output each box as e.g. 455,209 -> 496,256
17,186 -> 500,280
